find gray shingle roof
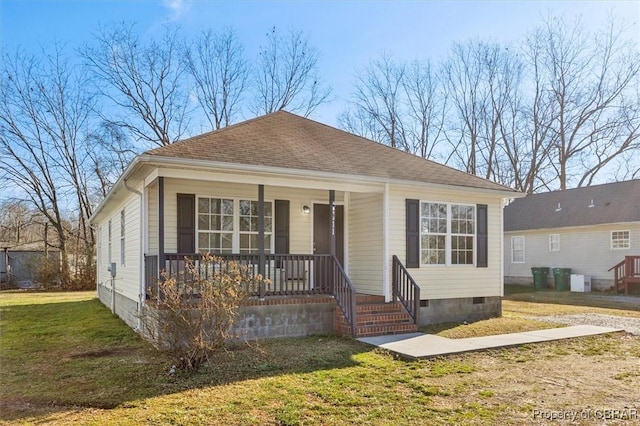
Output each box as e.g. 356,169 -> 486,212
504,180 -> 640,231
146,111 -> 517,193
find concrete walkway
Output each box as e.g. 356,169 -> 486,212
358,325 -> 623,359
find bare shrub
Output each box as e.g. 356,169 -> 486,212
141,254 -> 265,371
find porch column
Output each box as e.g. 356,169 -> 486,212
329,190 -> 336,258
257,184 -> 265,278
158,177 -> 165,276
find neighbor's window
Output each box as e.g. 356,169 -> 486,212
239,200 -> 272,254
611,231 -> 630,249
549,234 -> 560,252
420,202 -> 475,265
120,209 -> 125,266
511,236 -> 525,263
198,198 -> 234,253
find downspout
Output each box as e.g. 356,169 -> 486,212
123,178 -> 144,331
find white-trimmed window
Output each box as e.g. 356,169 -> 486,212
420,202 -> 475,265
108,219 -> 112,265
198,198 -> 234,253
197,197 -> 273,254
239,200 -> 272,254
451,204 -> 475,265
511,236 -> 525,263
120,209 -> 125,266
549,234 -> 560,252
611,231 -> 630,249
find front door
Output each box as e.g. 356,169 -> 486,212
313,203 -> 344,266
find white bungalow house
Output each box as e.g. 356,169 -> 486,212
503,180 -> 640,292
90,111 -> 520,338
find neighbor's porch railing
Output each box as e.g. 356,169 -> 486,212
392,255 -> 420,325
609,255 -> 640,295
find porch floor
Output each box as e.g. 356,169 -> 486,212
358,325 -> 623,359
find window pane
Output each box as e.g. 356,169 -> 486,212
222,216 -> 233,231
198,214 -> 209,231
250,217 -> 258,232
264,203 -> 272,217
250,234 -> 258,249
222,199 -> 233,215
210,198 -> 220,214
250,201 -> 258,216
240,234 -> 249,249
240,216 -> 250,232
211,215 -> 221,231
198,233 -> 209,250
199,198 -> 209,214
264,235 -> 271,253
239,200 -> 250,216
452,220 -> 459,234
265,218 -> 272,233
222,233 -> 232,249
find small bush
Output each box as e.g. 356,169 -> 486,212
141,254 -> 266,371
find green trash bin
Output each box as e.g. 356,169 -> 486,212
531,267 -> 550,290
552,268 -> 571,291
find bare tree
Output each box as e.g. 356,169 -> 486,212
82,23 -> 189,147
342,55 -> 408,150
0,47 -> 95,285
528,16 -> 640,189
184,27 -> 249,130
252,27 -> 331,117
403,59 -> 447,159
87,122 -> 136,198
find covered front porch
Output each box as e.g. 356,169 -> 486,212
141,172 -> 420,337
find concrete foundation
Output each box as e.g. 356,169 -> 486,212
97,282 -> 139,329
235,297 -> 336,339
418,296 -> 501,326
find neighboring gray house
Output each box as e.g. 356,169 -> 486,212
503,180 -> 640,291
90,111 -> 520,339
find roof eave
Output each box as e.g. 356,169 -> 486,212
143,154 -> 523,197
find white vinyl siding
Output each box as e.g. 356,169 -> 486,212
120,209 -> 125,266
504,224 -> 640,282
348,193 -> 384,295
549,234 -> 560,251
96,192 -> 142,302
611,230 -> 630,249
511,236 -> 525,263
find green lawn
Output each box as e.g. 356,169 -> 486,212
2,291 -> 640,425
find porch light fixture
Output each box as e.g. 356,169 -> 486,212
555,203 -> 562,212
302,205 -> 311,215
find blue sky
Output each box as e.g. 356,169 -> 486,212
2,0 -> 639,126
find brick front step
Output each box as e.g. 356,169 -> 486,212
334,302 -> 418,338
357,312 -> 412,326
355,323 -> 418,338
356,302 -> 404,314
355,294 -> 386,304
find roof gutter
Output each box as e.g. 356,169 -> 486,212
138,154 -> 524,197
89,156 -> 142,224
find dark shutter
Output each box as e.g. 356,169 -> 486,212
406,199 -> 420,268
476,204 -> 488,268
177,194 -> 195,254
274,200 -> 290,255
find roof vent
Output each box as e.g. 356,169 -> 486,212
588,199 -> 595,208
555,203 -> 562,212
